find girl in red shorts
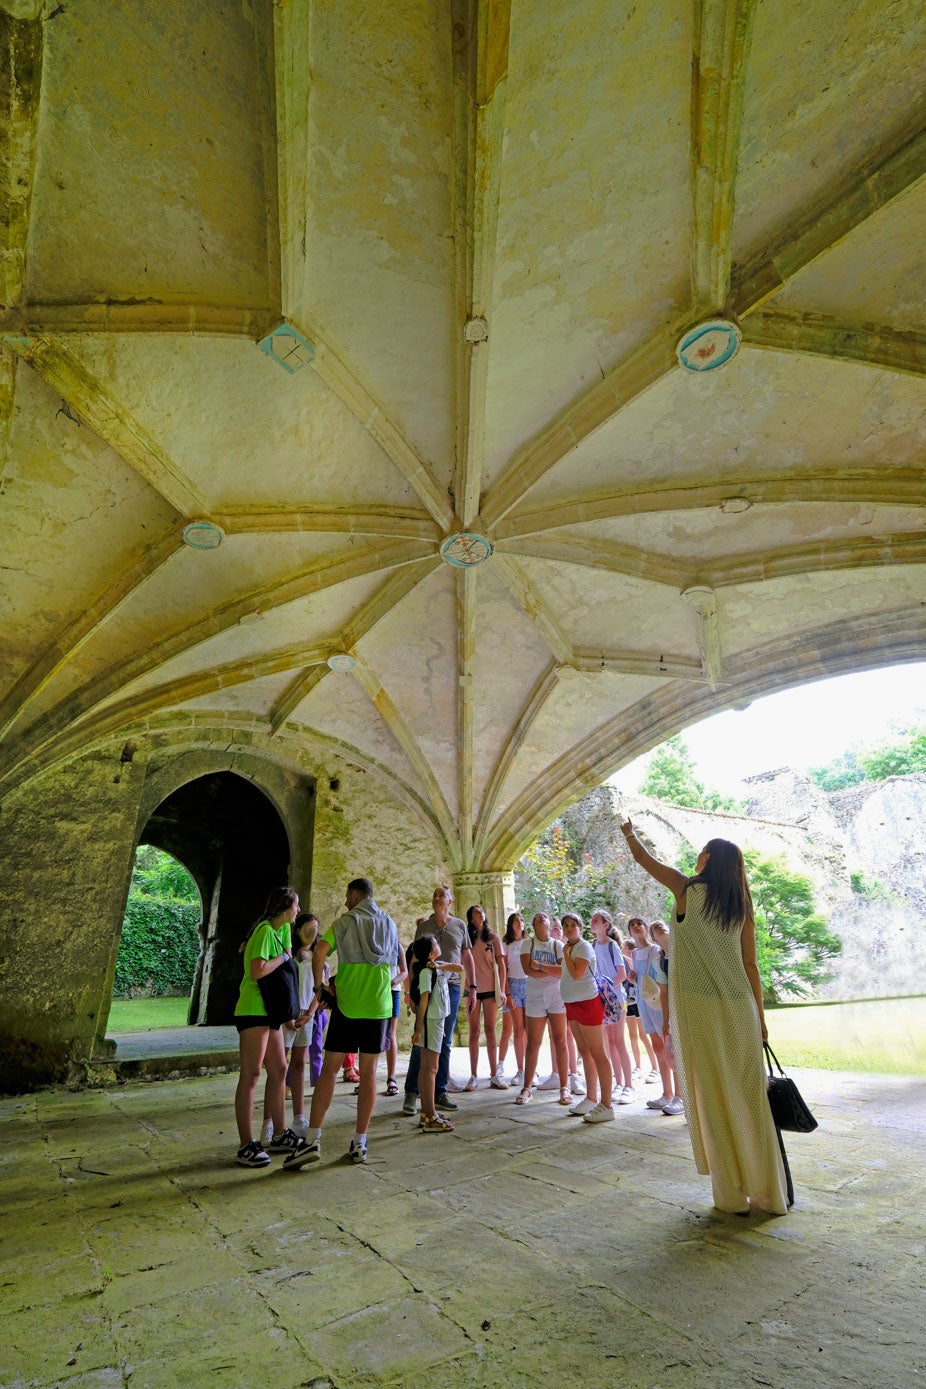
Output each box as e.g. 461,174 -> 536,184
560,913 -> 615,1123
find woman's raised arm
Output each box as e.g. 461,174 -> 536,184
621,818 -> 689,899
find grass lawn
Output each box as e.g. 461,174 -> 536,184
767,996 -> 925,1076
107,996 -> 191,1031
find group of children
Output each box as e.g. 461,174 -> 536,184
259,905 -> 684,1145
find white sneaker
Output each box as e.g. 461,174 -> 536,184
464,1075 -> 478,1091
568,1097 -> 595,1116
512,1069 -> 524,1089
292,1115 -> 309,1138
489,1073 -> 509,1089
259,1119 -> 273,1147
632,1066 -> 644,1079
662,1096 -> 684,1115
583,1102 -> 615,1124
537,1073 -> 560,1091
568,1072 -> 585,1096
445,1077 -> 465,1092
645,1069 -> 660,1084
618,1086 -> 635,1105
647,1094 -> 672,1109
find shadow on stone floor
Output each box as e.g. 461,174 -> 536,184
1,1056 -> 923,1389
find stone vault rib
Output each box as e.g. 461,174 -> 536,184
450,0 -> 511,528
741,309 -> 926,380
0,4 -> 43,310
690,0 -> 757,312
495,467 -> 926,538
351,653 -> 462,868
6,337 -> 207,516
479,323 -> 684,529
731,120 -> 926,317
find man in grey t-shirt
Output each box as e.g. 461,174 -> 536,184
402,887 -> 475,1113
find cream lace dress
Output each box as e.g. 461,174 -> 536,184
671,882 -> 788,1214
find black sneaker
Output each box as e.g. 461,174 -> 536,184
348,1139 -> 367,1164
236,1140 -> 272,1168
435,1092 -> 459,1111
267,1127 -> 299,1155
283,1138 -> 321,1170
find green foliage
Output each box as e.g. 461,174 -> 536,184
849,871 -> 891,901
640,736 -> 744,813
810,724 -> 926,789
858,727 -> 926,781
114,896 -> 201,997
517,825 -> 622,924
115,849 -> 202,998
131,845 -> 200,904
743,850 -> 841,1005
808,750 -> 864,791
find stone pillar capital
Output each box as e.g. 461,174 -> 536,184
452,870 -> 516,929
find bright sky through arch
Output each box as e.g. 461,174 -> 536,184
613,662 -> 926,797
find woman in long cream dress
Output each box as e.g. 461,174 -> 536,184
621,820 -> 788,1215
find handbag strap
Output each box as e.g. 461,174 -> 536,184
763,1041 -> 786,1079
772,1115 -> 795,1208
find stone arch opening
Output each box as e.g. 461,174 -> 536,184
131,771 -> 293,1025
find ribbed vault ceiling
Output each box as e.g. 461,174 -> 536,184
1,0 -> 924,869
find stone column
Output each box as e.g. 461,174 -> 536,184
451,871 -> 517,931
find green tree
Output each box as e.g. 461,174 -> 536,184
859,727 -> 926,780
808,750 -> 865,791
743,850 -> 841,1004
131,845 -> 199,904
517,824 -> 622,925
641,735 -> 744,812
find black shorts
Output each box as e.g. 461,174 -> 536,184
324,1001 -> 391,1056
626,1003 -> 639,1019
476,990 -> 495,1002
234,1015 -> 282,1033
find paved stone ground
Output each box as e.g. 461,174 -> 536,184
1,1049 -> 923,1389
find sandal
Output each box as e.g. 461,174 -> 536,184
343,1068 -> 360,1083
386,1078 -> 398,1096
420,1113 -> 455,1133
558,1087 -> 571,1105
515,1086 -> 532,1105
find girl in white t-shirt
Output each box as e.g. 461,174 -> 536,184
560,913 -> 614,1122
516,913 -> 570,1106
409,935 -> 455,1133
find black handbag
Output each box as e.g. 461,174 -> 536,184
764,1042 -> 818,1133
257,955 -> 301,1026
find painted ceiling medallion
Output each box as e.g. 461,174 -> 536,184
326,653 -> 356,672
182,520 -> 224,550
440,532 -> 494,567
676,319 -> 741,372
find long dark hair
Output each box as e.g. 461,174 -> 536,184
688,839 -> 753,932
409,935 -> 438,1007
241,885 -> 298,951
504,912 -> 523,944
466,904 -> 492,945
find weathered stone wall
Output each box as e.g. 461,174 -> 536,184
0,746 -> 147,1090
